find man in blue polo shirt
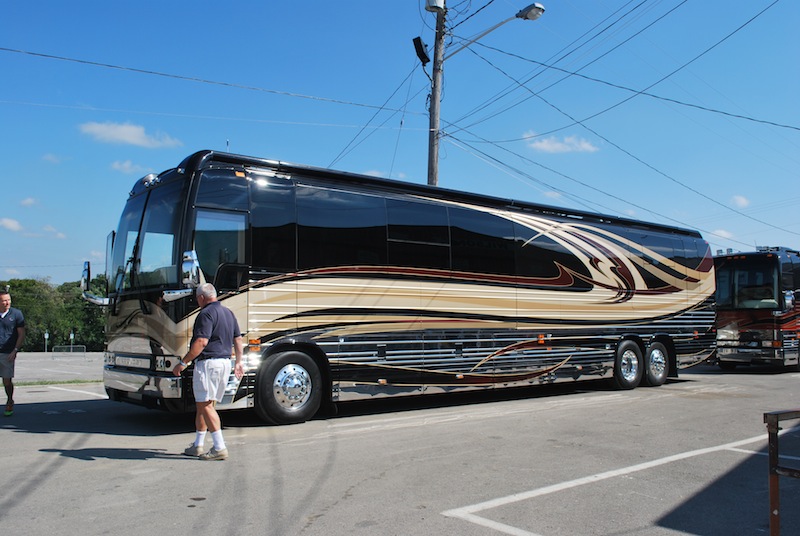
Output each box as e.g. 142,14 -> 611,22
1,290 -> 26,417
173,283 -> 243,460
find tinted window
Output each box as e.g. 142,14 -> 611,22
297,186 -> 387,270
637,233 -> 679,290
136,180 -> 184,287
514,219 -> 591,289
194,210 -> 247,285
196,168 -> 249,211
250,172 -> 297,273
387,199 -> 450,270
450,207 -> 514,276
111,194 -> 146,292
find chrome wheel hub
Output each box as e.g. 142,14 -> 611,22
649,348 -> 667,378
621,349 -> 639,382
273,364 -> 312,410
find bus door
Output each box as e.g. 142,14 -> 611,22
191,168 -> 250,347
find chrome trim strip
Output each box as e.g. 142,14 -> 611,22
104,368 -> 182,399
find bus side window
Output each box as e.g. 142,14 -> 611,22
387,198 -> 450,270
296,186 -> 387,270
450,207 -> 514,276
194,210 -> 247,286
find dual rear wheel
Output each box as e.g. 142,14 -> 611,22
612,340 -> 669,389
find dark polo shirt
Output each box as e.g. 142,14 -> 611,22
192,301 -> 240,360
0,307 -> 25,353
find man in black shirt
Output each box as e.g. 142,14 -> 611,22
0,290 -> 26,417
173,284 -> 243,460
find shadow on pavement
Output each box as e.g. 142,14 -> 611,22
1,398 -> 194,437
658,426 -> 800,535
39,447 -> 190,461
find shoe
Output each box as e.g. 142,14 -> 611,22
3,401 -> 13,417
183,443 -> 204,456
199,447 -> 228,461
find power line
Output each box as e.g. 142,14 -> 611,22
462,45 -> 799,238
0,47 -> 421,116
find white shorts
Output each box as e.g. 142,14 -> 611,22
0,353 -> 14,379
192,358 -> 232,403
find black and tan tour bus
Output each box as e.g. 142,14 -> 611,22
82,150 -> 716,424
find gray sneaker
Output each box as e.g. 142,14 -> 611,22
183,443 -> 204,457
199,447 -> 228,461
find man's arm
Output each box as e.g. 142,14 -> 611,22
9,326 -> 25,362
172,337 -> 208,376
233,335 -> 244,379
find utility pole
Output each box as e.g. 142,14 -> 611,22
427,4 -> 447,187
423,1 -> 544,187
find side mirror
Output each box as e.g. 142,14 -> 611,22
80,261 -> 110,306
81,261 -> 91,292
182,250 -> 201,288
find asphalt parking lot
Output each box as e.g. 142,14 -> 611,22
13,350 -> 104,384
3,354 -> 800,535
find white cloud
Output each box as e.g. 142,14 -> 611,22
79,121 -> 182,148
732,195 -> 749,208
90,250 -> 104,260
543,191 -> 562,199
42,153 -> 62,164
712,229 -> 734,239
525,131 -> 599,154
112,160 -> 148,174
20,197 -> 36,206
42,225 -> 67,239
1,218 -> 23,232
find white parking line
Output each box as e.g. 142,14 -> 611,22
442,433 -> 776,536
47,385 -> 107,399
728,446 -> 800,462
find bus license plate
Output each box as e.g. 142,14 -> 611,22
115,356 -> 151,368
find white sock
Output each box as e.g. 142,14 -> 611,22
194,431 -> 207,447
211,430 -> 226,451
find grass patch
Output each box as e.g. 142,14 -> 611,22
17,379 -> 104,387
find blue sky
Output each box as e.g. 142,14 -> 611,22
2,0 -> 797,284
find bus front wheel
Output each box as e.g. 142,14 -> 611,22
255,351 -> 322,424
612,340 -> 643,390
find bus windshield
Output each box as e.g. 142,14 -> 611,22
715,257 -> 780,310
110,177 -> 187,292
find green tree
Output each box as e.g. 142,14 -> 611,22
1,277 -> 106,352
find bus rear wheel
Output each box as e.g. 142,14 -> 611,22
643,342 -> 669,386
612,340 -> 643,389
255,351 -> 322,424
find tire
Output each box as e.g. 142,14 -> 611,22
255,351 -> 323,425
643,342 -> 669,387
612,340 -> 643,390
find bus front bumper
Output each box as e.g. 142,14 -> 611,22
104,366 -> 183,399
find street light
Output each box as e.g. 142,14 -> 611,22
422,2 -> 545,186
